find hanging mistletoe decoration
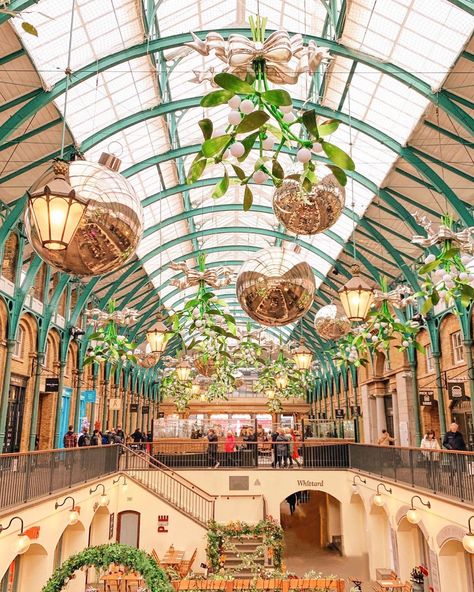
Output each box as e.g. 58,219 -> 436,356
84,300 -> 137,367
412,213 -> 474,313
186,16 -> 354,210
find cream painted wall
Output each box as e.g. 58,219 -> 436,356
1,469 -> 473,592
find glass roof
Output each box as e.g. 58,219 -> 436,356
7,0 -> 474,346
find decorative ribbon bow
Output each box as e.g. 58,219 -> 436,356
85,307 -> 139,327
169,261 -> 233,289
373,286 -> 413,308
411,225 -> 474,253
184,30 -> 330,85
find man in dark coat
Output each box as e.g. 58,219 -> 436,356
443,423 -> 467,450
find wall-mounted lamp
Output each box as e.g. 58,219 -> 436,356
89,483 -> 109,507
352,474 -> 367,494
406,495 -> 431,524
373,483 -> 392,507
463,516 -> 474,553
55,496 -> 79,525
0,516 -> 31,555
113,475 -> 128,493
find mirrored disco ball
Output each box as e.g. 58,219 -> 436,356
25,154 -> 143,276
236,247 -> 315,326
273,174 -> 345,235
314,304 -> 351,340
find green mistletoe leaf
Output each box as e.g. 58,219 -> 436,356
322,141 -> 355,171
202,134 -> 232,157
198,118 -> 213,139
243,185 -> 253,211
231,164 -> 246,180
186,156 -> 207,183
418,260 -> 440,275
302,110 -> 319,137
327,165 -> 347,186
261,89 -> 292,106
238,131 -> 259,162
272,159 -> 284,180
318,119 -> 340,136
212,169 -> 229,198
200,89 -> 235,107
22,21 -> 38,36
214,72 -> 254,94
235,110 -> 270,134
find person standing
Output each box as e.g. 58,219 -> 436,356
90,429 -> 102,446
275,429 -> 289,468
290,428 -> 301,467
420,430 -> 440,489
78,427 -> 91,447
207,428 -> 219,468
442,423 -> 467,451
378,429 -> 395,446
224,430 -> 236,466
63,425 -> 77,448
116,425 -> 125,441
286,493 -> 297,514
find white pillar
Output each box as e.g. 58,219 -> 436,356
376,396 -> 387,435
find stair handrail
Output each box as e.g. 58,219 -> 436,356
121,444 -> 216,502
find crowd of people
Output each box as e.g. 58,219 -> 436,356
377,422 -> 467,451
63,425 -> 153,448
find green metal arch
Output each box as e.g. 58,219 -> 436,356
0,28 -> 471,149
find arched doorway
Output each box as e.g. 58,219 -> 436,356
279,490 -> 369,580
15,543 -> 49,591
87,507 -> 111,586
397,518 -> 431,585
54,522 -> 87,592
439,539 -> 474,591
366,504 -> 395,579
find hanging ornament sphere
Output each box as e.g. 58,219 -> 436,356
194,356 -> 216,377
236,247 -> 315,326
314,304 -> 351,340
272,174 -> 345,235
25,153 -> 143,276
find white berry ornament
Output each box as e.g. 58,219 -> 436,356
228,95 -> 241,109
240,99 -> 254,114
230,142 -> 245,158
253,170 -> 268,184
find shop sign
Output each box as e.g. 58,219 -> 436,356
45,377 -> 59,392
157,515 -> 169,533
129,403 -> 139,412
108,398 -> 121,411
82,389 -> 96,403
448,382 -> 465,399
350,405 -> 361,417
108,513 -> 115,540
335,409 -> 345,419
419,391 -> 434,406
142,405 -> 150,414
157,411 -> 165,418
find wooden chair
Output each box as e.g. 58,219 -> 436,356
179,548 -> 197,577
151,549 -> 161,565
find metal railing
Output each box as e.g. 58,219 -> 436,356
0,445 -> 119,513
121,446 -> 215,525
350,443 -> 474,504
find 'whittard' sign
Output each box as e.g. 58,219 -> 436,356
297,479 -> 324,487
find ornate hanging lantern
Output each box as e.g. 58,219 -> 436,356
176,359 -> 192,382
191,383 -> 202,396
236,246 -> 315,326
273,175 -> 345,235
314,304 -> 351,340
25,153 -> 143,276
292,338 -> 313,370
146,318 -> 172,354
338,265 -> 374,322
27,159 -> 87,251
275,373 -> 289,390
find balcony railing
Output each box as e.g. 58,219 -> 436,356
0,445 -> 119,512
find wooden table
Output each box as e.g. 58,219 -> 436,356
161,549 -> 185,568
376,580 -> 406,591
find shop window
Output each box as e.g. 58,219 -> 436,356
425,344 -> 434,373
12,326 -> 25,359
451,331 -> 464,365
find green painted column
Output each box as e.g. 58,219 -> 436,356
463,340 -> 474,425
90,366 -> 98,429
0,339 -> 16,451
28,351 -> 45,450
433,352 -> 448,440
102,378 -> 110,431
73,367 -> 84,431
409,359 -> 423,446
53,361 -> 67,448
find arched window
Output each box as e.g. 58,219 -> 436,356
12,326 -> 25,359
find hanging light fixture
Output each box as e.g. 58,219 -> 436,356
146,318 -> 172,354
351,474 -> 366,494
463,516 -> 474,553
406,495 -> 431,524
55,496 -> 79,525
275,373 -> 289,390
339,264 -> 375,322
113,475 -> 128,493
265,388 -> 276,399
90,484 -> 110,508
293,338 -> 313,371
191,383 -> 202,396
0,516 -> 31,555
373,483 -> 392,507
176,359 -> 192,382
27,159 -> 87,251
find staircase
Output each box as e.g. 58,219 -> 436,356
122,446 -> 215,527
222,536 -> 272,578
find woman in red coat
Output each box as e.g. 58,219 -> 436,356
224,430 -> 236,452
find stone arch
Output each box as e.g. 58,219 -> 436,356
17,542 -> 49,591
1,231 -> 19,283
438,537 -> 473,591
365,498 -> 395,578
396,515 -> 432,583
436,524 -> 466,547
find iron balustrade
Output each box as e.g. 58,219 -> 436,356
121,446 -> 215,526
0,445 -> 119,512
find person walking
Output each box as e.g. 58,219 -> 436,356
420,430 -> 440,489
207,428 -> 219,468
378,429 -> 395,446
131,428 -> 145,449
63,425 -> 77,448
290,428 -> 301,467
286,493 -> 297,514
78,427 -> 91,447
284,428 -> 294,467
275,429 -> 289,468
443,423 -> 467,493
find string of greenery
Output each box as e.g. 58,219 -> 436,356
41,544 -> 172,592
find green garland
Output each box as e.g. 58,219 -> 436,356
41,544 -> 172,592
206,518 -> 284,574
